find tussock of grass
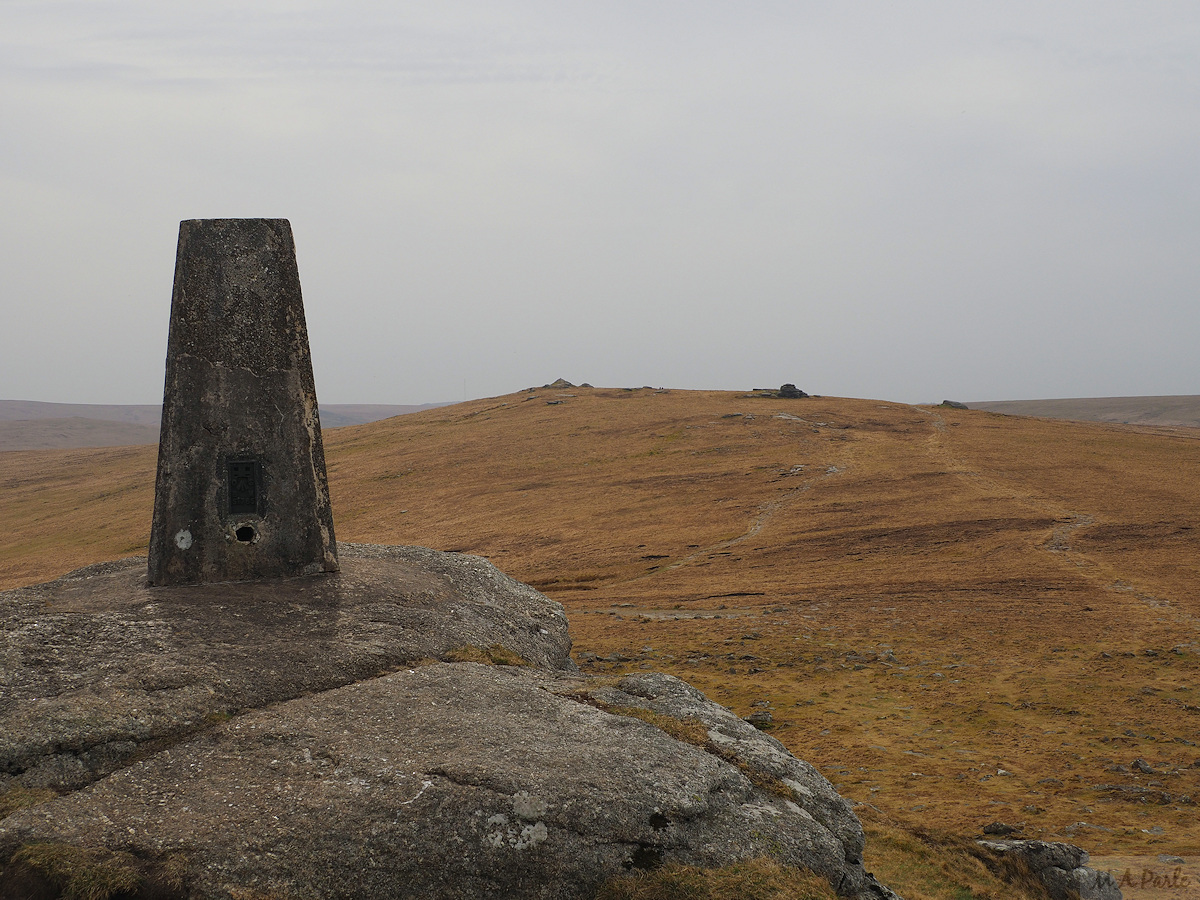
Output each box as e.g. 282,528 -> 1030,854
0,785 -> 58,817
921,832 -> 1054,900
602,704 -> 712,745
856,806 -> 1051,900
595,857 -> 838,900
8,843 -> 141,900
4,842 -> 189,900
443,643 -> 532,666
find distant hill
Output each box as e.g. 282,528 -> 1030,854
0,400 -> 164,426
0,418 -> 161,452
0,400 -> 449,451
966,394 -> 1200,428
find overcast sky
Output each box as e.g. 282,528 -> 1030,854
2,2 -> 1197,405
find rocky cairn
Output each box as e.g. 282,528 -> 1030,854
1,544 -> 899,899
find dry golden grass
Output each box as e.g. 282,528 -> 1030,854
595,857 -> 838,900
0,444 -> 154,588
442,643 -> 533,666
853,805 -> 1057,900
3,386 -> 1199,894
4,842 -> 189,900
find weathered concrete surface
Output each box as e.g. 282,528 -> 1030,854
0,545 -> 900,900
149,218 -> 337,585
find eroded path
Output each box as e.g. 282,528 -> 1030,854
917,404 -> 1200,642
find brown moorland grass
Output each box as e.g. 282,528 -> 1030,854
0,444 -> 153,588
2,386 -> 1199,889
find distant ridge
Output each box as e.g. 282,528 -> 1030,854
967,395 -> 1200,428
0,400 -> 450,451
0,400 -> 163,426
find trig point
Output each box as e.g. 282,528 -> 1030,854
148,218 -> 338,586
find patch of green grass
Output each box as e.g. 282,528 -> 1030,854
595,857 -> 837,900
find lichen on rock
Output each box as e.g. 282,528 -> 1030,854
0,545 -> 900,900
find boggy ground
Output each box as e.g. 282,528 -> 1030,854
2,386 -> 1199,891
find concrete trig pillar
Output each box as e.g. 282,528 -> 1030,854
148,219 -> 338,585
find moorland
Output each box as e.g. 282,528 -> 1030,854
967,395 -> 1200,429
2,386 -> 1198,897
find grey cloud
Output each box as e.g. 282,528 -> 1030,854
0,1 -> 1197,405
